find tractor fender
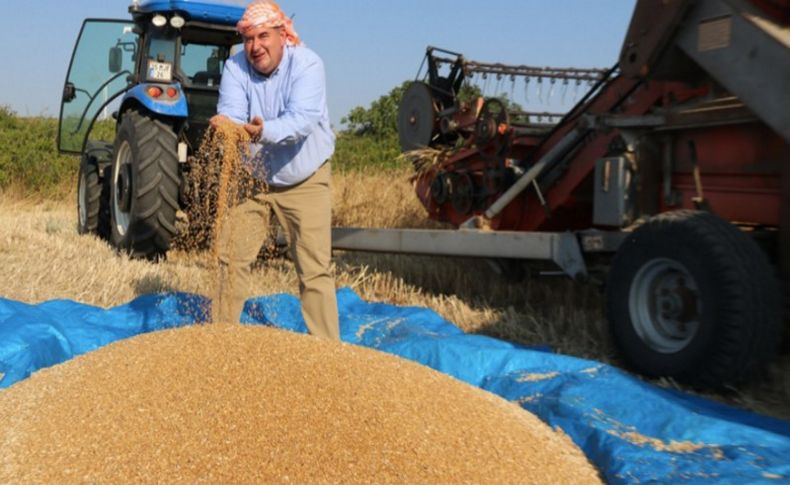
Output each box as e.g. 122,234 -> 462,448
120,84 -> 188,119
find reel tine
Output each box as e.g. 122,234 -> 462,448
510,75 -> 516,103
524,77 -> 530,105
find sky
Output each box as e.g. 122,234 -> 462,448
0,0 -> 638,127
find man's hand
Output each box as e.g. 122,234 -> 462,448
209,114 -> 263,141
209,114 -> 231,129
244,116 -> 263,141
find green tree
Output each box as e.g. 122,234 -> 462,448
341,81 -> 411,137
457,83 -> 482,105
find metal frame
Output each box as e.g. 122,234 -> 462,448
331,227 -> 600,279
782,149 -> 790,292
673,0 -> 790,141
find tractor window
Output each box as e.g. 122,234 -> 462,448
181,43 -> 226,88
147,37 -> 176,65
59,20 -> 137,153
144,35 -> 177,83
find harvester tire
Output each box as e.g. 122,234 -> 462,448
109,109 -> 180,259
606,210 -> 782,387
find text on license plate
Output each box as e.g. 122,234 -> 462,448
147,61 -> 172,82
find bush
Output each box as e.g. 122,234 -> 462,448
0,108 -> 77,194
0,108 -> 117,194
332,132 -> 404,173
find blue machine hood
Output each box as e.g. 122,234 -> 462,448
133,0 -> 247,26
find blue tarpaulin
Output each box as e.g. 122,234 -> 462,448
1,288 -> 788,483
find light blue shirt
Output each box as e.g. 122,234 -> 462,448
217,45 -> 335,187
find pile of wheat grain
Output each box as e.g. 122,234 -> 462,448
0,325 -> 601,484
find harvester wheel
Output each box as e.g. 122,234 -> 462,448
606,210 -> 782,387
109,109 -> 180,259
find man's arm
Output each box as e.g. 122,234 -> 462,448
216,57 -> 249,124
262,53 -> 326,145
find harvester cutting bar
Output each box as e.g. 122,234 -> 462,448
331,227 -> 592,279
433,56 -> 608,82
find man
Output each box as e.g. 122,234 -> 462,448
209,0 -> 339,340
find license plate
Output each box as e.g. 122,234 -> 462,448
147,60 -> 172,82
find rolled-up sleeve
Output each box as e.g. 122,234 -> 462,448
262,54 -> 325,145
217,57 -> 249,124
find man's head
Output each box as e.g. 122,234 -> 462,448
237,0 -> 300,75
242,24 -> 287,75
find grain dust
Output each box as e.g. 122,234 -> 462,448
516,371 -> 560,382
581,366 -> 602,375
0,325 -> 602,484
607,429 -> 721,456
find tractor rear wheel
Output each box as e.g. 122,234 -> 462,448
109,109 -> 180,259
606,210 -> 782,387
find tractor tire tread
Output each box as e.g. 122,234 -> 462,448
110,108 -> 180,259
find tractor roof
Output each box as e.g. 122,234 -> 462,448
131,0 -> 247,27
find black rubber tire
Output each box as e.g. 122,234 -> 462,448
606,210 -> 783,387
77,160 -> 102,235
109,109 -> 180,259
77,146 -> 111,239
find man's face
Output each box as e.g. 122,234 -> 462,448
243,25 -> 287,75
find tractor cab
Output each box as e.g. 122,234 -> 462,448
58,1 -> 246,257
124,1 -> 244,148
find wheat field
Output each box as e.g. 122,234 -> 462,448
0,169 -> 788,420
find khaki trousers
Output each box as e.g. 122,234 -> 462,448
215,162 -> 339,340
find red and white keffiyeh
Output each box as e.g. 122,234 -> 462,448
237,0 -> 301,46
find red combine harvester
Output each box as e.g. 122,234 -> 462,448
332,0 -> 789,386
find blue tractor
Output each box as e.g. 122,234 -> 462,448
58,0 -> 247,258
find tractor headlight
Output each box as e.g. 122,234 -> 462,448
152,14 -> 167,27
170,15 -> 185,29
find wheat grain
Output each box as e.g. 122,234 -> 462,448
0,325 -> 602,484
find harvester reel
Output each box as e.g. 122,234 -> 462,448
398,82 -> 439,152
475,98 -> 511,160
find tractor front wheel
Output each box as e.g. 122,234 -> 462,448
109,109 -> 180,259
77,142 -> 112,239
